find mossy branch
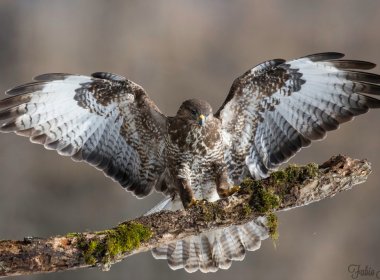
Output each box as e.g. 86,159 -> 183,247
0,155 -> 372,278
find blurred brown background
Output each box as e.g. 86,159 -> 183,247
0,0 -> 379,279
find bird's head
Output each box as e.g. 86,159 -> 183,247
177,99 -> 213,127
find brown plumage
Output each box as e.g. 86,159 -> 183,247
1,52 -> 380,272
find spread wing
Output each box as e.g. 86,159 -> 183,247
216,52 -> 380,182
0,72 -> 167,197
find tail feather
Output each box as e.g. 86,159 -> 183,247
199,236 -> 214,272
151,245 -> 168,260
185,239 -> 200,272
149,198 -> 269,273
167,242 -> 182,269
219,228 -> 245,260
211,238 -> 232,271
238,225 -> 262,251
151,218 -> 269,273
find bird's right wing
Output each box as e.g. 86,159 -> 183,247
0,72 -> 167,197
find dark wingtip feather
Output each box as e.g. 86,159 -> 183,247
271,58 -> 287,65
6,82 -> 47,96
91,72 -> 126,82
0,95 -> 32,108
359,82 -> 380,96
305,52 -> 345,62
344,71 -> 380,85
330,60 -> 376,70
0,107 -> 17,120
33,73 -> 73,81
360,94 -> 380,108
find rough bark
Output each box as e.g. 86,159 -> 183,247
0,155 -> 372,278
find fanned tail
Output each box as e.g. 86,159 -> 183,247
148,198 -> 269,273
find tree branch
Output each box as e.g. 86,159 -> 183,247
0,155 -> 372,278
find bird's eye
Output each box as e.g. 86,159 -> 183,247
190,109 -> 197,116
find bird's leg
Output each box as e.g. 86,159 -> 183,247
216,168 -> 240,198
177,178 -> 196,208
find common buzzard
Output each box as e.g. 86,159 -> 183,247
1,52 -> 379,272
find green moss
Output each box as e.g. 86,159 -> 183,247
66,232 -> 82,238
196,200 -> 225,222
266,213 -> 279,241
242,203 -> 252,217
240,162 -> 319,198
240,177 -> 261,194
105,223 -> 152,258
84,240 -> 101,265
249,184 -> 281,214
271,163 -> 318,184
76,222 -> 152,266
269,163 -> 319,199
241,163 -> 318,244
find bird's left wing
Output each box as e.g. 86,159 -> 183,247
0,72 -> 167,197
215,53 -> 380,182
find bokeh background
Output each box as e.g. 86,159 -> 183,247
0,1 -> 379,280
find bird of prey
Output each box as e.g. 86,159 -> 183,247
0,52 -> 379,273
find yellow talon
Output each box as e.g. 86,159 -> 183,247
218,185 -> 241,198
188,198 -> 199,207
229,185 -> 241,195
187,198 -> 207,208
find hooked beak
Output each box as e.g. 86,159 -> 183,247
198,114 -> 206,126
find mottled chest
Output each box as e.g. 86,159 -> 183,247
167,117 -> 223,158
